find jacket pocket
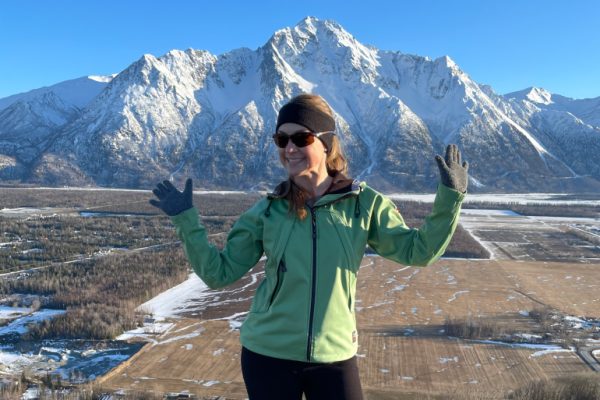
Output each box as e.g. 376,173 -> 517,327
250,258 -> 286,313
268,259 -> 287,309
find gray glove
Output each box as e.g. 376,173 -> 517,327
149,178 -> 194,216
435,144 -> 469,193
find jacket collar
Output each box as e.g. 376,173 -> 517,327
268,173 -> 355,198
268,174 -> 362,206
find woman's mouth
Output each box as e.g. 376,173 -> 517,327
286,157 -> 305,164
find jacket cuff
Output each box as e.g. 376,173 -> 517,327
435,183 -> 466,208
170,207 -> 200,233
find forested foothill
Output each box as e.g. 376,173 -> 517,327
0,188 -> 490,341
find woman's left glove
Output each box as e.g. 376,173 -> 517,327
435,144 -> 469,193
149,178 -> 194,216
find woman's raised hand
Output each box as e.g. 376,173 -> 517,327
149,178 -> 194,216
435,144 -> 469,193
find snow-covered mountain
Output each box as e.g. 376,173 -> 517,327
0,75 -> 114,180
1,17 -> 599,192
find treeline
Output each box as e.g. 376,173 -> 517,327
0,187 -> 262,216
463,200 -> 600,218
508,373 -> 600,400
1,249 -> 189,340
0,216 -> 177,273
444,306 -> 599,350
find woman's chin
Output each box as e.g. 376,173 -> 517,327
285,164 -> 307,178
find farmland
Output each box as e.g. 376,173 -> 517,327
1,187 -> 600,399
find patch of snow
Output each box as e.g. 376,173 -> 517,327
515,333 -> 542,340
216,311 -> 249,331
365,300 -> 394,309
563,315 -> 597,330
461,209 -> 521,216
136,273 -> 212,318
474,339 -> 575,358
153,328 -> 205,346
0,207 -> 60,217
447,291 -> 469,303
0,306 -> 31,320
439,356 -> 459,364
529,348 -> 575,358
0,308 -> 65,336
213,348 -> 224,356
116,322 -> 174,341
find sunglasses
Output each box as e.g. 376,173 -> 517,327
272,131 -> 333,148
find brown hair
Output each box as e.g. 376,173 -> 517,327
279,94 -> 348,220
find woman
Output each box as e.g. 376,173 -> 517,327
150,94 -> 468,400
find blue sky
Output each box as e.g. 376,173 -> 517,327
1,0 -> 599,99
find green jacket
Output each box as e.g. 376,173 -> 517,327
171,181 -> 464,363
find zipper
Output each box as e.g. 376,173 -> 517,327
268,259 -> 286,308
306,207 -> 318,361
304,192 -> 359,361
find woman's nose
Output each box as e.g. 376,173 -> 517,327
285,141 -> 297,152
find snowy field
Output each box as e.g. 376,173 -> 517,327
0,307 -> 64,336
0,306 -> 142,382
389,192 -> 600,206
2,190 -> 600,218
458,209 -> 600,261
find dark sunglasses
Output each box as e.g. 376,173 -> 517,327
272,131 -> 333,148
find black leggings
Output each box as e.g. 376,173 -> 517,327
241,347 -> 364,400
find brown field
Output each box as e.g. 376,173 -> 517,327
3,189 -> 599,399
98,257 -> 600,399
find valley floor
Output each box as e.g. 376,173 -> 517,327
98,254 -> 600,399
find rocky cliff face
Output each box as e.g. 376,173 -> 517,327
1,17 -> 599,192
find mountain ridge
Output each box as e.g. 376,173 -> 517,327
1,17 -> 599,192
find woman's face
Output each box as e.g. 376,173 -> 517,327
277,122 -> 328,180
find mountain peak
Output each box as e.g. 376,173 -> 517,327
524,87 -> 553,104
437,55 -> 457,69
505,86 -> 554,105
294,16 -> 344,34
269,16 -> 362,52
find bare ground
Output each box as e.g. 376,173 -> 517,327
98,257 -> 599,399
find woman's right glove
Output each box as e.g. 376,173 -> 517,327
435,144 -> 469,193
149,178 -> 194,216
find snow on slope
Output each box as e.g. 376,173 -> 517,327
1,17 -> 600,192
0,75 -> 116,111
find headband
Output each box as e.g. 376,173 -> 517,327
276,99 -> 336,150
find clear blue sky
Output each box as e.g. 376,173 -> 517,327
1,0 -> 599,99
